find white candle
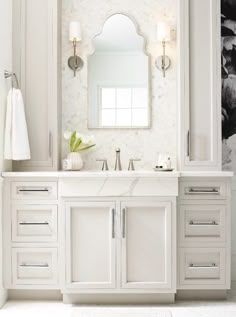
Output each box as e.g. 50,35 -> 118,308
69,21 -> 82,42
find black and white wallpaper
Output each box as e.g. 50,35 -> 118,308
222,0 -> 236,170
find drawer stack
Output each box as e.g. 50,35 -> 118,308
4,180 -> 59,289
178,177 -> 231,290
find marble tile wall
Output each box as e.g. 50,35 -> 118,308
62,0 -> 177,170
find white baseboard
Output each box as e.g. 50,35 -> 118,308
231,281 -> 236,290
232,254 -> 236,281
0,290 -> 8,308
8,290 -> 62,301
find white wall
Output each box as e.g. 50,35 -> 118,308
231,177 -> 236,286
0,0 -> 12,306
62,0 -> 177,170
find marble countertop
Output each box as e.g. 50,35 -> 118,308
1,170 -> 234,178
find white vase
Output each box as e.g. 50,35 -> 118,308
67,152 -> 83,171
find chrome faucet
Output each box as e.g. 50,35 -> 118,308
114,148 -> 122,171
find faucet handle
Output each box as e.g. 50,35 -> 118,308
128,159 -> 141,171
96,159 -> 109,171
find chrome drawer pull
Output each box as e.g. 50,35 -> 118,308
18,188 -> 50,193
112,208 -> 115,239
187,130 -> 190,157
188,187 -> 219,194
49,131 -> 53,158
189,220 -> 218,226
19,221 -> 49,226
122,208 -> 126,239
19,263 -> 49,268
189,263 -> 217,268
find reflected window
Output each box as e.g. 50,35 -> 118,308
99,87 -> 148,127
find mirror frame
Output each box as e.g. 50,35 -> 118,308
87,12 -> 152,130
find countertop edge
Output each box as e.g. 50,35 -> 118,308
1,171 -> 234,178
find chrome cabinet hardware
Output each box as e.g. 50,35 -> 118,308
49,131 -> 52,158
112,208 -> 115,239
115,148 -> 122,171
128,159 -> 141,171
187,187 -> 219,194
189,263 -> 217,269
17,187 -> 50,193
189,220 -> 218,226
122,208 -> 126,238
4,70 -> 19,89
96,159 -> 109,171
19,263 -> 49,268
187,130 -> 190,157
19,221 -> 49,226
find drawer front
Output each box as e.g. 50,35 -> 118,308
12,248 -> 58,285
11,182 -> 58,200
179,204 -> 226,243
180,181 -> 226,200
12,205 -> 58,242
179,248 -> 226,286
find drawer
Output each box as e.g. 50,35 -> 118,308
180,181 -> 226,200
11,182 -> 58,200
12,248 -> 58,285
179,248 -> 226,286
179,204 -> 226,243
12,205 -> 58,242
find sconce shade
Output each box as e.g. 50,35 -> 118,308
69,21 -> 82,42
157,22 -> 170,42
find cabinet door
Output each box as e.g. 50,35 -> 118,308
121,201 -> 174,289
65,202 -> 116,289
178,0 -> 221,170
12,0 -> 60,171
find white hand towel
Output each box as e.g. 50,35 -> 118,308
4,88 -> 31,160
4,89 -> 13,159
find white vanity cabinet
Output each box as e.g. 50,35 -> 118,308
178,0 -> 221,170
3,178 -> 61,289
12,0 -> 61,171
65,199 -> 175,292
60,174 -> 178,297
178,176 -> 232,290
2,172 -> 232,303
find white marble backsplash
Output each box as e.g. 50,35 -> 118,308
61,0 -> 177,170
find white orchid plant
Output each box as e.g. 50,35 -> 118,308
64,131 -> 95,153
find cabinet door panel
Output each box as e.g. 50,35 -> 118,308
13,0 -> 60,170
121,201 -> 173,289
179,0 -> 221,170
12,248 -> 58,286
66,202 -> 116,289
179,248 -> 226,288
179,204 -> 226,244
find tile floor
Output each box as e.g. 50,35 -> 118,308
1,292 -> 236,317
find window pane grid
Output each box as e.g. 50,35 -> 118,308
99,87 -> 148,127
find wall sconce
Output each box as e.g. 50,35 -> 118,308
68,21 -> 84,76
156,22 -> 171,78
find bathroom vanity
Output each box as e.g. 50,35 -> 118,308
0,0 -> 233,307
1,171 -> 232,303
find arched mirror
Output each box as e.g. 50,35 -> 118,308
88,14 -> 150,129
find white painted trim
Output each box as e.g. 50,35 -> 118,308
0,290 -> 8,308
0,179 -> 8,307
